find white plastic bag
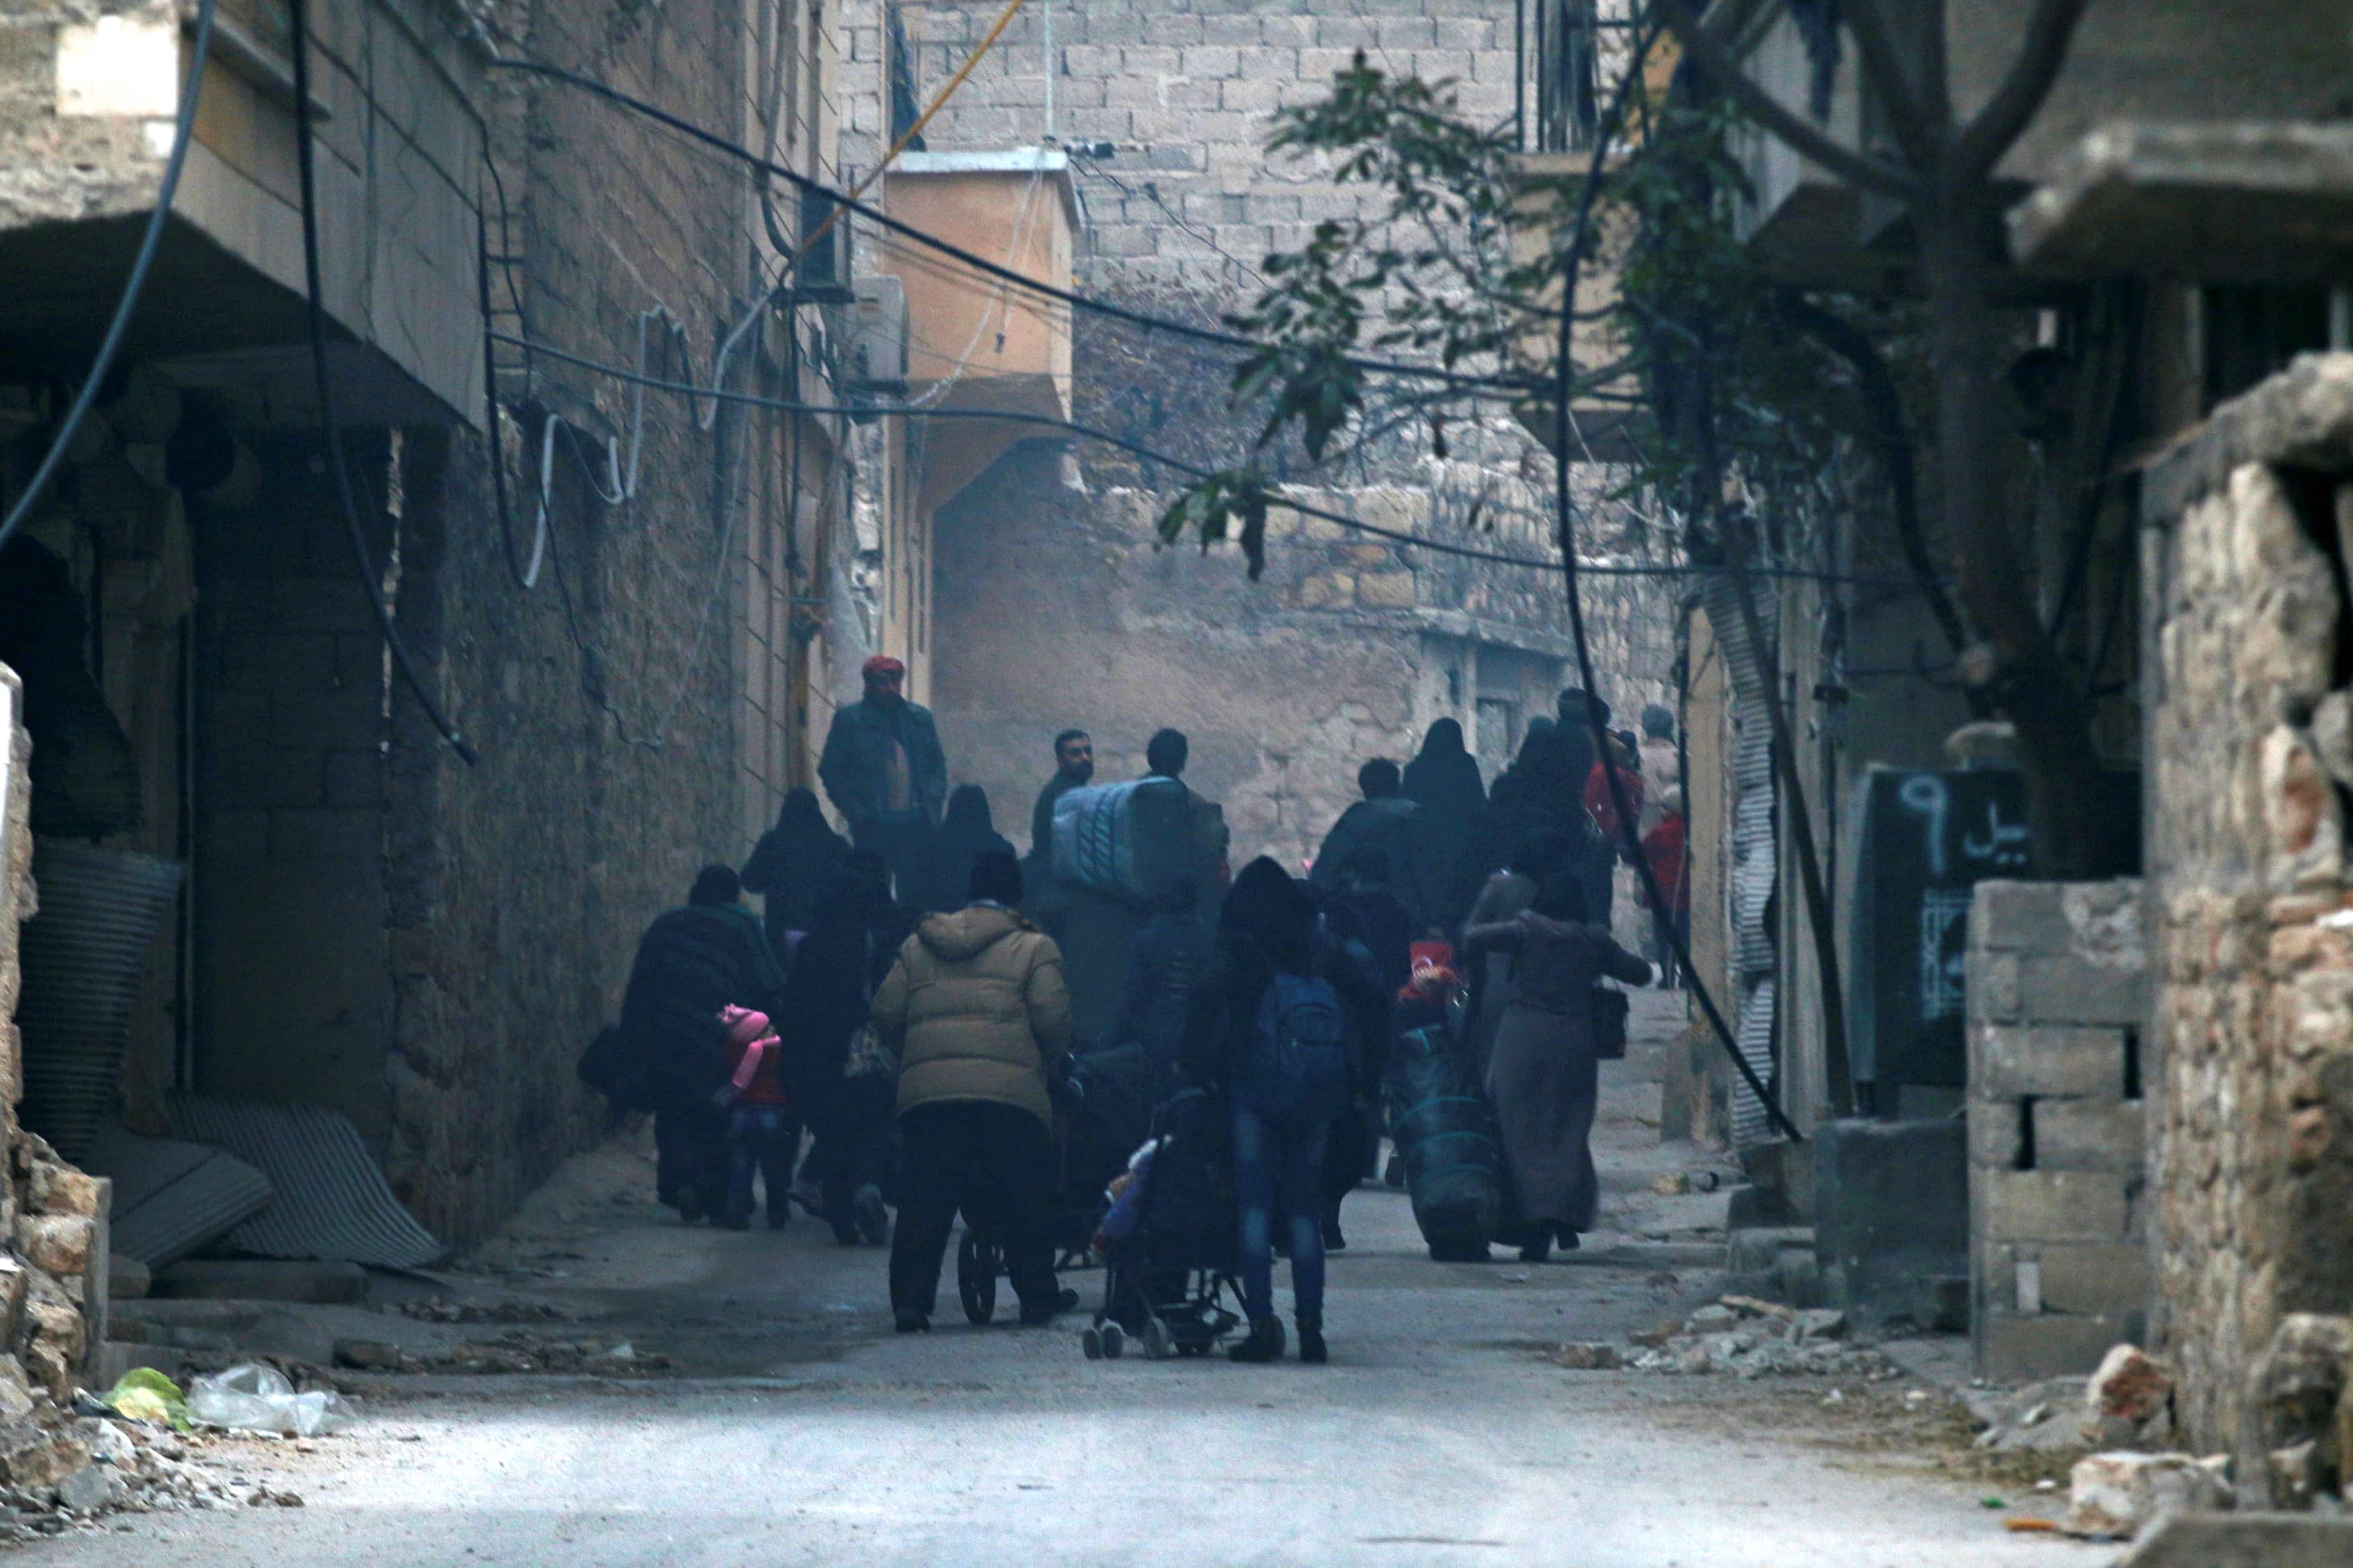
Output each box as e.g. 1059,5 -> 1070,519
187,1364 -> 349,1436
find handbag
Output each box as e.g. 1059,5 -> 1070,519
842,1022 -> 898,1080
1591,985 -> 1630,1061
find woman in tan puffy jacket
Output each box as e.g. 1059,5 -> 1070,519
871,850 -> 1075,1333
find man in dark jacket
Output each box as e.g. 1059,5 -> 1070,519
1029,728 -> 1094,868
619,865 -> 786,1223
1108,877 -> 1209,1075
1310,759 -> 1433,981
818,655 -> 948,899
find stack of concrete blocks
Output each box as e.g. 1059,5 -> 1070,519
1967,878 -> 2150,1380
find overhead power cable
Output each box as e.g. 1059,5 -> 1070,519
289,0 -> 479,765
0,0 -> 219,552
1545,24 -> 1802,1141
485,327 -> 1905,590
483,54 -> 1538,397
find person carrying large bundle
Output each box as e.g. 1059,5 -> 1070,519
1385,943 -> 1502,1261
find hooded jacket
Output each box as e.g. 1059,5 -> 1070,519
872,904 -> 1074,1128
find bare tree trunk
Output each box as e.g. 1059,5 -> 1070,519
1919,185 -> 2106,878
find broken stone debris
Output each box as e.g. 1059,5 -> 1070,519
333,1329 -> 664,1376
1553,1298 -> 1888,1380
397,1297 -> 569,1325
2089,1343 -> 2178,1447
2061,1451 -> 2233,1540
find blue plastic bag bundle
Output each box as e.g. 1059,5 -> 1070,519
1386,1023 -> 1503,1261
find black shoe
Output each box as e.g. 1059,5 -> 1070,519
1019,1287 -> 1081,1327
1297,1317 -> 1328,1365
719,1212 -> 751,1231
894,1313 -> 930,1334
854,1184 -> 891,1247
1383,1153 -> 1406,1188
676,1196 -> 708,1225
1228,1317 -> 1286,1364
1519,1235 -> 1552,1265
1556,1229 -> 1581,1251
1322,1221 -> 1347,1253
766,1206 -> 791,1231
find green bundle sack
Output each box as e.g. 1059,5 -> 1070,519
104,1368 -> 192,1432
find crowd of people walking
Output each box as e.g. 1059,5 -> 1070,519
590,654 -> 1689,1366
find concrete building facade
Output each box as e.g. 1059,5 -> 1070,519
0,0 -> 922,1246
836,0 -> 1678,872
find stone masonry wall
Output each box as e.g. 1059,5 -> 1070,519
1966,878 -> 2150,1381
2142,353 -> 2353,1479
361,0 -> 776,1242
1,659 -> 132,1478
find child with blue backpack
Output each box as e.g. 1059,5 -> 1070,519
1187,857 -> 1365,1365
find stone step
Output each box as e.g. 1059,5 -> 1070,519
2115,1512 -> 2353,1567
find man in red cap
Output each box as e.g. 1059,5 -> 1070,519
818,654 -> 948,900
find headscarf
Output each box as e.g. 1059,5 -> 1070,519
1220,856 -> 1314,975
774,786 -> 831,842
924,784 -> 1014,911
1403,718 -> 1486,819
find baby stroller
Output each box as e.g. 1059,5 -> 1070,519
956,1043 -> 1166,1324
1082,1085 -> 1242,1360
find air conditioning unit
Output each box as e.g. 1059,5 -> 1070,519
844,275 -> 910,405
789,187 -> 855,304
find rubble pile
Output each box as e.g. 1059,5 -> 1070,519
0,1415 -> 298,1540
335,1330 -> 665,1376
1552,1296 -> 1897,1380
398,1298 -> 569,1326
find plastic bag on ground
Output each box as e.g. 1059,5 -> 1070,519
104,1367 -> 192,1432
188,1363 -> 350,1436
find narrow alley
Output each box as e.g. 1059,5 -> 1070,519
71,996 -> 2061,1568
7,1 -> 2353,1565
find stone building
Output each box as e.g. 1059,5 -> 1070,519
2139,359 -> 2353,1485
0,0 -> 916,1248
836,0 -> 1678,872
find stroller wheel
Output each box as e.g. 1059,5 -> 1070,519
1080,1325 -> 1105,1361
1100,1321 -> 1125,1359
958,1233 -> 1001,1325
1142,1317 -> 1176,1361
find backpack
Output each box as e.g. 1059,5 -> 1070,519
1241,973 -> 1349,1110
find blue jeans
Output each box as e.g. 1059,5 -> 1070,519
1232,1098 -> 1333,1325
727,1104 -> 796,1223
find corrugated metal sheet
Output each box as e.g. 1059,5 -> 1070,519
15,841 -> 183,1162
1733,979 -> 1780,1148
85,1124 -> 273,1268
167,1096 -> 446,1268
1701,579 -> 1782,1149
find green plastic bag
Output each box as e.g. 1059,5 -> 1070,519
104,1368 -> 192,1432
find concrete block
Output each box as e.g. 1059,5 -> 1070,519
2116,1514 -> 2353,1567
1981,1311 -> 2134,1380
323,748 -> 386,809
1813,1118 -> 1969,1330
2040,1241 -> 2151,1316
2017,954 -> 2149,1026
1967,950 -> 2023,1018
2037,1098 -> 2146,1171
1981,1169 -> 2134,1242
1967,1101 -> 2024,1169
268,806 -> 381,861
1973,1024 -> 2130,1100
1970,879 -> 2077,954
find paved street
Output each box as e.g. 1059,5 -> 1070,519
70,997 -> 2080,1568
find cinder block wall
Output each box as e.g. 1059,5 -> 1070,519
1966,878 -> 2149,1380
2141,355 -> 2353,1478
